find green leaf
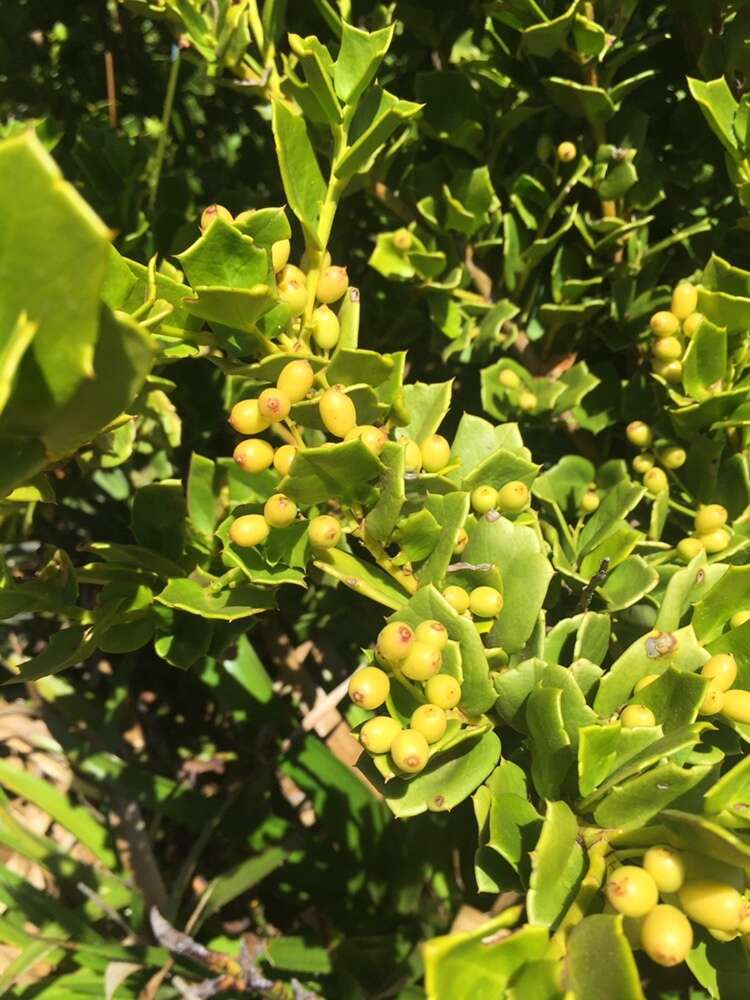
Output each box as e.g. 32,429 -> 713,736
566,915 -> 645,1000
704,754 -> 750,814
279,439 -> 384,505
593,761 -> 713,829
655,551 -> 711,631
543,77 -> 615,121
187,453 -> 218,539
0,435 -> 46,498
599,555 -> 658,610
182,284 -> 277,333
288,33 -> 342,126
154,610 -> 214,669
335,87 -> 422,181
521,2 -> 576,58
692,565 -> 750,643
333,21 -> 394,105
688,76 -> 741,157
628,666 -> 708,730
661,809 -> 750,867
177,217 -> 272,289
682,317 -> 727,399
313,548 -> 408,609
527,800 -> 584,928
0,132 -> 110,411
203,845 -> 288,917
577,481 -> 644,557
265,936 -> 332,975
325,347 -> 394,387
156,578 -> 275,620
527,687 -> 573,799
232,206 -> 291,244
578,723 -> 661,798
418,492 -> 471,586
271,99 -> 327,247
131,480 -> 186,562
0,312 -> 37,415
398,380 -> 452,444
365,441 -> 406,543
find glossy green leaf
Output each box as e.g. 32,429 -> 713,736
313,548 -> 408,609
156,578 -> 275,620
398,380 -> 452,444
688,76 -> 740,156
333,21 -> 394,105
662,809 -> 750,867
279,438 -> 383,505
131,480 -> 186,562
527,687 -> 574,799
527,800 -> 584,927
566,915 -> 645,1000
682,316 -> 727,399
271,99 -> 327,247
593,761 -> 713,829
578,723 -> 661,798
692,565 -> 750,642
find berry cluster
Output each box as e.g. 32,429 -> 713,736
625,419 -> 686,496
348,619 -> 462,774
676,504 -> 733,560
648,281 -> 702,385
605,847 -> 750,966
497,367 -> 538,414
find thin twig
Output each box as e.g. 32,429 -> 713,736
149,45 -> 181,213
104,51 -> 117,128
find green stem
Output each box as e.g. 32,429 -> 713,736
148,46 -> 181,214
359,529 -> 418,595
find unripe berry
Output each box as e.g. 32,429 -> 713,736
320,386 -> 356,439
230,399 -> 270,435
671,282 -> 698,321
278,279 -> 307,316
390,729 -> 429,773
699,684 -> 724,716
443,585 -> 470,614
581,491 -> 600,513
721,689 -> 750,725
701,653 -> 737,691
200,203 -> 233,231
377,621 -> 415,665
518,391 -> 537,412
308,514 -> 341,549
650,311 -> 680,338
344,424 -> 387,455
660,446 -> 686,469
634,673 -> 659,693
676,537 -> 704,562
620,704 -> 656,728
643,847 -> 685,894
632,454 -> 655,474
497,480 -> 530,513
471,485 -> 497,514
731,610 -> 750,629
277,359 -> 314,403
640,905 -> 693,967
411,704 -> 447,744
425,674 -> 461,710
678,880 -> 746,932
626,421 -> 652,448
652,336 -> 683,363
360,715 -> 401,754
606,865 -> 659,918
694,504 -> 727,534
682,312 -> 704,338
278,264 -> 307,285
700,528 -> 731,553
644,468 -> 668,495
420,434 -> 451,473
316,265 -> 348,304
656,360 -> 683,384
536,134 -> 553,160
263,493 -> 297,528
401,641 -> 442,681
273,445 -> 297,476
499,368 -> 520,389
258,387 -> 291,423
415,619 -> 449,651
230,513 -> 269,548
393,229 -> 413,251
348,666 -> 389,711
453,528 -> 469,554
402,438 -> 423,472
557,141 -> 577,163
233,438 -> 274,473
271,239 -> 291,273
469,586 -> 504,618
312,304 -> 340,349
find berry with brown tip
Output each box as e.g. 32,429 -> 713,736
308,514 -> 341,549
401,642 -> 442,682
411,704 -> 447,744
233,439 -> 274,473
316,265 -> 349,304
320,386 -> 357,439
376,621 -> 415,665
557,141 -> 577,163
415,620 -> 449,651
360,715 -> 401,754
650,311 -> 680,337
258,387 -> 291,423
348,667 -> 389,710
200,204 -> 233,231
606,865 -> 659,918
640,905 -> 693,967
425,674 -> 461,709
263,493 -> 297,528
390,729 -> 429,773
626,421 -> 652,448
230,399 -> 270,435
471,485 -> 497,514
694,504 -> 728,534
469,586 -> 504,618
277,359 -> 314,403
442,585 -> 470,614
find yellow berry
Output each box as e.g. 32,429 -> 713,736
278,279 -> 307,316
401,641 -> 442,682
200,203 -> 232,230
678,880 -> 746,931
469,586 -> 504,618
415,619 -> 449,651
453,528 -> 469,554
650,311 -> 680,338
263,493 -> 297,528
443,585 -> 470,614
632,453 -> 655,474
377,621 -> 415,665
652,336 -> 683,363
229,399 -> 271,435
471,485 -> 498,514
276,359 -> 314,404
278,264 -> 307,285
233,438 -> 274,473
420,434 -> 451,473
271,239 -> 291,273
581,491 -> 600,513
316,265 -> 349,304
699,528 -> 731,554
273,445 -> 297,476
390,729 -> 429,773
626,421 -> 652,447
411,704 -> 447,744
393,229 -> 413,250
643,847 -> 685,894
660,446 -> 686,469
606,865 -> 659,918
701,653 -> 737,691
360,715 -> 401,755
229,513 -> 269,548
731,610 -> 750,629
699,684 -> 724,716
634,674 -> 659,693
499,368 -> 520,389
621,704 -> 656,728
311,304 -> 340,349
308,514 -> 341,549
425,674 -> 461,710
497,480 -> 530,513
402,438 -> 423,473
345,424 -> 387,455
348,667 -> 389,711
721,689 -> 750,725
676,537 -> 704,562
671,282 -> 699,321
682,312 -> 704,338
557,141 -> 577,163
656,360 -> 683,384
320,386 -> 357,439
695,504 -> 728,534
258,387 -> 291,423
518,391 -> 537,412
644,468 -> 668,495
640,904 -> 693,967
